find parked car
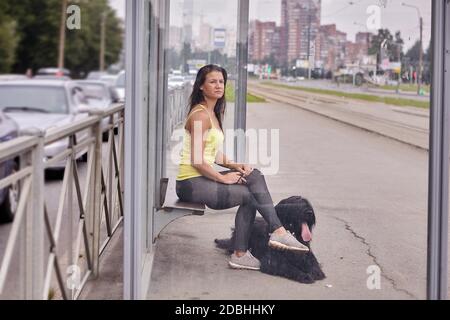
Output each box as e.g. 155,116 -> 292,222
0,74 -> 29,81
75,80 -> 120,108
0,111 -> 19,222
114,70 -> 125,101
36,67 -> 71,78
183,75 -> 196,86
0,80 -> 93,172
98,74 -> 118,86
33,75 -> 71,81
75,80 -> 121,139
86,71 -> 108,80
168,75 -> 185,89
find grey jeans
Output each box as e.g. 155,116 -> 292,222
175,168 -> 282,251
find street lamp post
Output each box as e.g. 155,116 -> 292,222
382,39 -> 403,93
402,2 -> 423,95
302,4 -> 314,80
57,0 -> 68,69
307,12 -> 312,80
395,42 -> 402,94
100,12 -> 107,71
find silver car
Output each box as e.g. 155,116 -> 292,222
75,80 -> 120,139
0,80 -> 93,171
74,80 -> 120,108
114,70 -> 125,102
0,111 -> 19,222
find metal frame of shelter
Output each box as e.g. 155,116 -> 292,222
124,0 -> 449,300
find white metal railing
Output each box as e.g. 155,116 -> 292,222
165,84 -> 192,147
0,104 -> 124,300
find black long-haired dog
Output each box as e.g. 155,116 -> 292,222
215,196 -> 326,284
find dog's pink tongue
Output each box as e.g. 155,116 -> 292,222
301,223 -> 312,242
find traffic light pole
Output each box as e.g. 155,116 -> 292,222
418,16 -> 423,95
234,0 -> 249,164
57,0 -> 68,69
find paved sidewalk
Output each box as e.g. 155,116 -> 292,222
78,226 -> 123,300
146,99 -> 436,300
80,90 -> 442,300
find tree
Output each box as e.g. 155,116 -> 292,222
65,0 -> 123,77
369,29 -> 404,70
405,40 -> 423,63
0,2 -> 18,73
4,0 -> 123,77
0,15 -> 20,73
6,0 -> 62,73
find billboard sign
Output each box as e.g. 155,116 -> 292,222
213,28 -> 226,49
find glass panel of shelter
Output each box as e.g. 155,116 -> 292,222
155,0 -> 434,299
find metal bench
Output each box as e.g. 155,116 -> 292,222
159,178 -> 205,215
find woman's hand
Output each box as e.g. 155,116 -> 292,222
235,164 -> 254,177
220,172 -> 247,185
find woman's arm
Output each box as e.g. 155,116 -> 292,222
215,151 -> 254,177
215,150 -> 240,170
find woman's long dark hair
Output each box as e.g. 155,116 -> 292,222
188,64 -> 227,131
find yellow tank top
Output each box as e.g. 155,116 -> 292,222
176,105 -> 225,181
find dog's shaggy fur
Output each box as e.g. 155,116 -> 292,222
215,196 -> 326,284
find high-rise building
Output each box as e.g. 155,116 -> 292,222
198,22 -> 213,51
169,26 -> 183,52
355,32 -> 373,55
249,20 -> 279,62
182,0 -> 194,45
316,24 -> 347,71
225,29 -> 237,58
344,32 -> 373,65
280,0 -> 321,66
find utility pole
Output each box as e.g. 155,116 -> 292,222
306,9 -> 312,79
418,16 -> 423,95
401,3 -> 423,95
100,12 -> 107,71
396,43 -> 402,94
57,0 -> 68,69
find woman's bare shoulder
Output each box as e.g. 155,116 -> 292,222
185,107 -> 210,130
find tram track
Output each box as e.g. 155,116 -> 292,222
248,82 -> 429,151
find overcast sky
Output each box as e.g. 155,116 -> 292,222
109,0 -> 125,20
109,0 -> 431,51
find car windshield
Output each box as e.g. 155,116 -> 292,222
76,83 -> 108,100
87,72 -> 106,80
0,86 -> 68,114
115,73 -> 125,88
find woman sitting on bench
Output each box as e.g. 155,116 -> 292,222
176,64 -> 309,271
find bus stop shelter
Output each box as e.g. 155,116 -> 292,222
124,0 -> 449,300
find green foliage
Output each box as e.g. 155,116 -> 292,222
369,29 -> 404,67
1,0 -> 123,77
65,0 -> 123,78
405,40 -> 424,63
226,81 -> 266,103
0,18 -> 20,73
